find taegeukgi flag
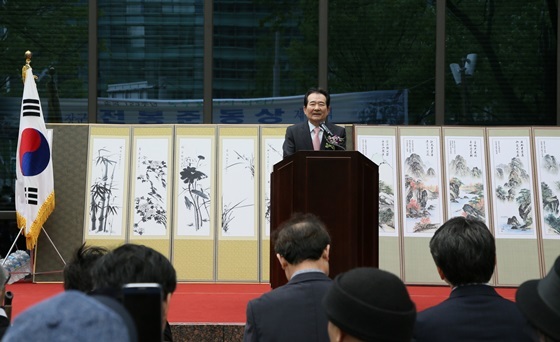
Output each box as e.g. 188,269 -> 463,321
15,66 -> 55,250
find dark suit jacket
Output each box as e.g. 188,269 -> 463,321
282,121 -> 346,158
243,272 -> 332,342
0,309 -> 9,340
413,284 -> 535,342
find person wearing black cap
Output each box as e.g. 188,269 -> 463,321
516,255 -> 560,342
243,213 -> 332,342
322,267 -> 416,342
413,216 -> 535,342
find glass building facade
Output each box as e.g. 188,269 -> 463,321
0,0 -> 558,221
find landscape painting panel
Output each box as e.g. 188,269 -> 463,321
444,136 -> 489,226
535,137 -> 560,239
400,136 -> 443,237
489,137 -> 536,238
357,135 -> 399,237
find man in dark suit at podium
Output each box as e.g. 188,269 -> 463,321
243,213 -> 332,342
282,88 -> 346,158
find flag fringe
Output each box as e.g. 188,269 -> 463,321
16,191 -> 55,250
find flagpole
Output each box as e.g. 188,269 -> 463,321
40,227 -> 66,266
14,51 -> 62,281
1,230 -> 23,266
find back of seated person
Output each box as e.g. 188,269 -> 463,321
63,242 -> 108,293
413,216 -> 535,342
243,213 -> 333,342
91,243 -> 177,342
2,290 -> 137,342
516,255 -> 560,342
322,267 -> 416,342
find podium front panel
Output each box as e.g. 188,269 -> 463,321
270,151 -> 378,288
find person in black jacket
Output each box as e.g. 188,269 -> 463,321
413,217 -> 535,342
244,213 -> 332,342
91,244 -> 177,342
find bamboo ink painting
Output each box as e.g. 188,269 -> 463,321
87,138 -> 127,236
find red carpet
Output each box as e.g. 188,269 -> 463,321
4,283 -> 518,323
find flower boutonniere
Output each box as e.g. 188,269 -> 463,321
325,135 -> 345,150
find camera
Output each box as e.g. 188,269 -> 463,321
122,283 -> 163,342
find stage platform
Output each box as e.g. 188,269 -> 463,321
4,282 -> 518,341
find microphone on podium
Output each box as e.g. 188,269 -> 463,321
319,123 -> 345,150
319,123 -> 334,137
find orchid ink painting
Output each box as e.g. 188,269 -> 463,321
221,138 -> 255,237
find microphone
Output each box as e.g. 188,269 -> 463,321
319,123 -> 334,137
319,123 -> 345,150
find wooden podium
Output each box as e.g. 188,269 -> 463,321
270,150 -> 379,288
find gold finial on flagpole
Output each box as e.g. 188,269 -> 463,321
22,50 -> 33,83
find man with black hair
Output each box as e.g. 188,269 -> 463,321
63,243 -> 108,293
282,88 -> 346,158
91,243 -> 177,342
413,216 -> 535,342
243,213 -> 332,342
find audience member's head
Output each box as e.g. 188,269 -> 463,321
91,243 -> 177,329
63,243 -> 108,292
322,267 -> 416,342
430,216 -> 495,286
516,255 -> 560,342
273,213 -> 331,278
2,290 -> 137,342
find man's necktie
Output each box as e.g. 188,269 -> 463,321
313,126 -> 321,151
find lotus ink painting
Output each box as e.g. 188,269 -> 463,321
176,137 -> 212,237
